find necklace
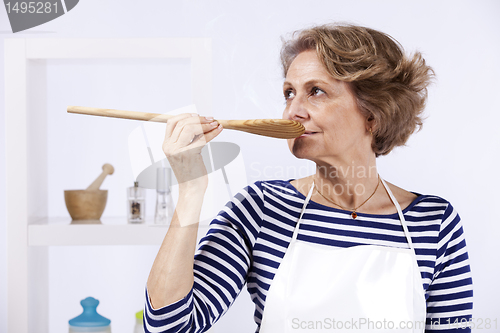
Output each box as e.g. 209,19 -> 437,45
314,175 -> 381,219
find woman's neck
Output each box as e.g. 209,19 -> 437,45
313,155 -> 379,210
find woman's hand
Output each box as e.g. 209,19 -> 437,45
162,113 -> 223,191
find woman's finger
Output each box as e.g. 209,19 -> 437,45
163,120 -> 219,157
170,116 -> 215,144
164,113 -> 197,142
175,121 -> 219,147
200,124 -> 223,145
179,124 -> 223,152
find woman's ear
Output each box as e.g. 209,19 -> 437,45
366,115 -> 376,133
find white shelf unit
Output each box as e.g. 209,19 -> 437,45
5,38 -> 212,333
28,217 -> 211,246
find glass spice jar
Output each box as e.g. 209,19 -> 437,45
127,181 -> 145,224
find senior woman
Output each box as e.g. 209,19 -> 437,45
145,24 -> 473,333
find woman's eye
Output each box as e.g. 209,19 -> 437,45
284,90 -> 295,100
311,87 -> 325,96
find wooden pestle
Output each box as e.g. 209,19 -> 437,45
86,163 -> 115,191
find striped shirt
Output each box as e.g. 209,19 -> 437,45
144,180 -> 473,333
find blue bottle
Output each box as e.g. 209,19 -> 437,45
68,297 -> 111,333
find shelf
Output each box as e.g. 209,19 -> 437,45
28,217 -> 210,246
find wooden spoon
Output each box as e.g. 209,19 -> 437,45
67,106 -> 305,139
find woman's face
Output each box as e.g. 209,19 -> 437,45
282,50 -> 372,164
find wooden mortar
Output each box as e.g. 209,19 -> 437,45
64,190 -> 108,224
64,163 -> 114,224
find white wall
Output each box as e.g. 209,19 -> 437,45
1,0 -> 499,332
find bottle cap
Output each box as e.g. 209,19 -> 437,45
135,309 -> 144,322
69,297 -> 111,327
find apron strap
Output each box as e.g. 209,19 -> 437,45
380,178 -> 416,252
292,182 -> 315,242
380,178 -> 424,291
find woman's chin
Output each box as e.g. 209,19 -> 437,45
290,142 -> 314,160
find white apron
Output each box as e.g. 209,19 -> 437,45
259,178 -> 426,333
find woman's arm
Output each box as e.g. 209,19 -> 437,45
147,113 -> 222,309
144,113 -> 265,333
425,203 -> 473,333
144,182 -> 265,333
146,186 -> 205,308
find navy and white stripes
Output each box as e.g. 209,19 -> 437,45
144,180 -> 473,333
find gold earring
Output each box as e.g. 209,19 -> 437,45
369,128 -> 373,135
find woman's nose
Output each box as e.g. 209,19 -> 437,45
286,96 -> 309,121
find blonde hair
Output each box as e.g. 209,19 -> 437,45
281,23 -> 435,156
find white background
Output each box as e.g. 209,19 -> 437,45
1,0 -> 499,332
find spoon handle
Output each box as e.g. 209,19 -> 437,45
67,105 -> 173,123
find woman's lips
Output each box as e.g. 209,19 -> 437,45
298,131 -> 318,138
